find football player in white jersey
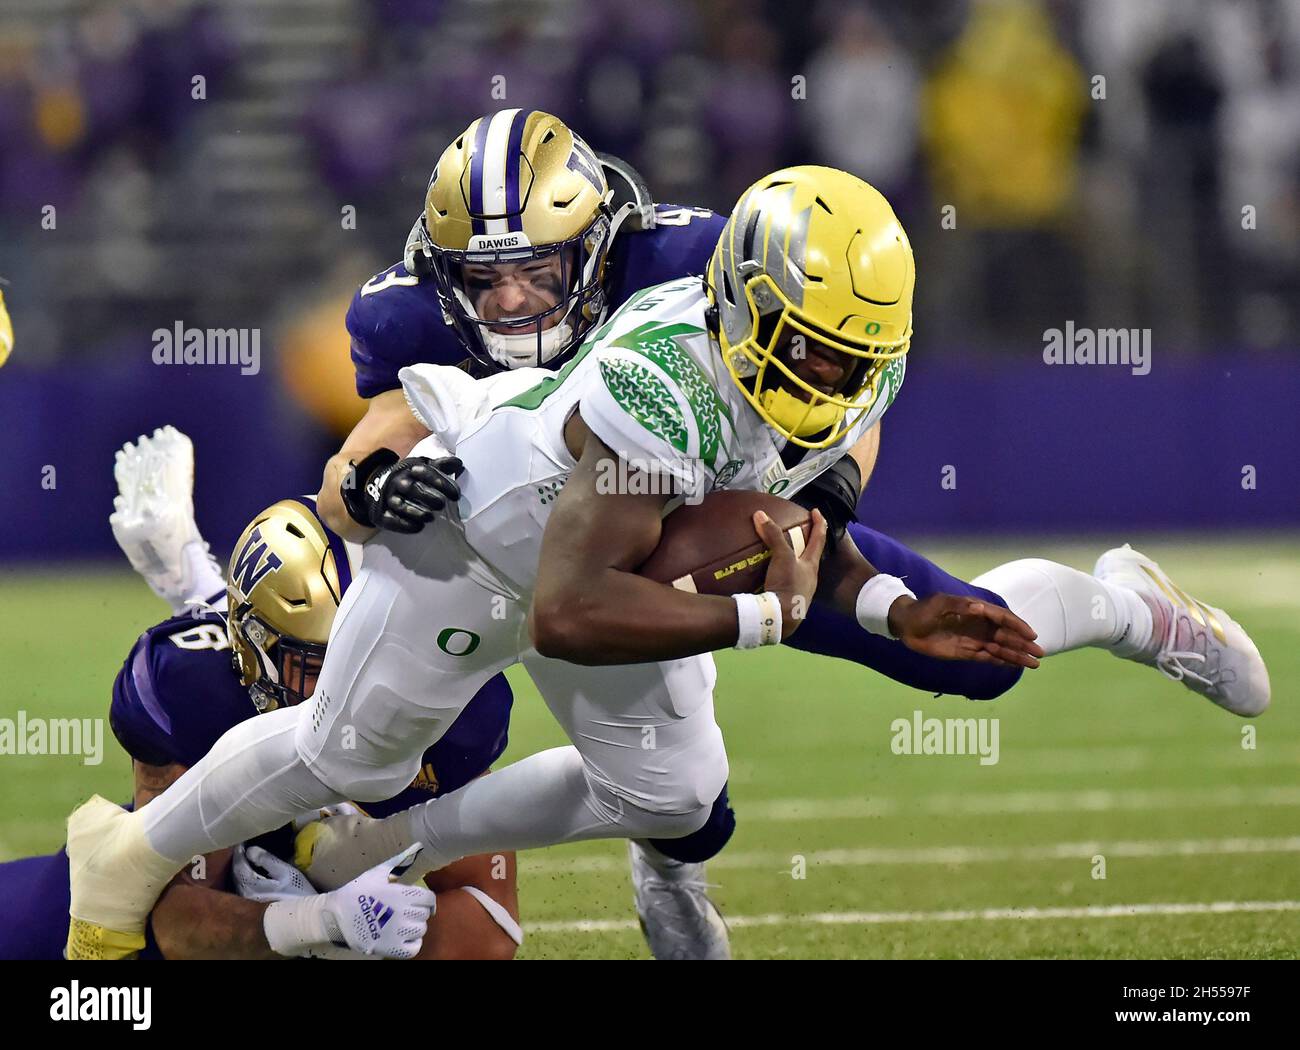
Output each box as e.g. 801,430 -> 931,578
64,166 -> 1268,958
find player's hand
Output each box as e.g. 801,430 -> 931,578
263,844 -> 437,960
755,509 -> 828,638
344,450 -> 464,534
889,594 -> 1044,669
110,426 -> 223,613
231,844 -> 315,903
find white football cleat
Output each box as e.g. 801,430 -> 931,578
1094,544 -> 1270,717
110,426 -> 224,615
65,796 -> 180,959
628,841 -> 731,960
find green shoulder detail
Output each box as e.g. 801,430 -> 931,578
598,357 -> 689,453
608,322 -> 731,467
877,354 -> 907,414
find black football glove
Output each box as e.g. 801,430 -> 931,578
341,447 -> 464,534
791,454 -> 861,555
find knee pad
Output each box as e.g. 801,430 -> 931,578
650,783 -> 736,863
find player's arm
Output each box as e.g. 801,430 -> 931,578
530,412 -> 827,665
414,851 -> 521,961
791,423 -> 879,551
132,759 -> 281,960
814,532 -> 1044,669
141,761 -> 437,960
317,389 -> 446,542
849,421 -> 881,490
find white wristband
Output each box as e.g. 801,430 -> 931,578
263,896 -> 334,958
855,574 -> 916,638
734,591 -> 783,649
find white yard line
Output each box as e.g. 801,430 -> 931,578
527,900 -> 1300,934
521,835 -> 1300,875
740,784 -> 1300,820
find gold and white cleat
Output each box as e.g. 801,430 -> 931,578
1094,545 -> 1270,717
65,795 -> 179,959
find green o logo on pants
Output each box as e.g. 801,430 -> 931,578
437,628 -> 481,657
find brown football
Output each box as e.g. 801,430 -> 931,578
637,490 -> 812,596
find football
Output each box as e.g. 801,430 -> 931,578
637,490 -> 812,595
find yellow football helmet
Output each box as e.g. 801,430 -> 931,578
407,109 -> 618,370
708,166 -> 914,449
226,497 -> 353,712
0,288 -> 13,368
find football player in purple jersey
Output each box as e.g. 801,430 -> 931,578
0,433 -> 520,960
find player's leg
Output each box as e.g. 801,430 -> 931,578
629,782 -> 735,958
648,781 -> 735,863
306,655 -> 729,883
788,521 -> 1023,700
66,522 -> 521,957
400,655 -> 726,861
529,654 -> 731,958
396,654 -> 731,959
972,545 -> 1269,716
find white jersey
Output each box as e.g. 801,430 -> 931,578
400,276 -> 905,594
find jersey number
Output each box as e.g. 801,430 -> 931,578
360,267 -> 420,297
169,624 -> 231,651
656,207 -> 713,227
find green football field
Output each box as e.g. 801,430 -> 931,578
1,537 -> 1297,959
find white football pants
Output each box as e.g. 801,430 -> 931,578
142,513 -> 727,868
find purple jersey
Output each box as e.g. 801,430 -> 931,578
109,611 -> 513,816
346,204 -> 725,398
0,614 -> 511,959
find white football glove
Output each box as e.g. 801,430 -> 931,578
263,844 -> 436,960
231,844 -> 316,904
109,426 -> 225,615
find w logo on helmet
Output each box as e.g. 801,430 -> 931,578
230,526 -> 283,594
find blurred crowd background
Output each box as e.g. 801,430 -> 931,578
0,0 -> 1297,557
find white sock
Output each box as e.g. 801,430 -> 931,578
971,558 -> 1153,658
140,705 -> 344,864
